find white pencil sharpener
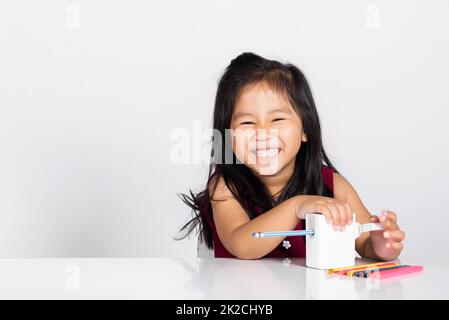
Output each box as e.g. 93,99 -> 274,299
305,213 -> 358,270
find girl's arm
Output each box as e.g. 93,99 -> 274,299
210,176 -> 352,259
210,177 -> 301,259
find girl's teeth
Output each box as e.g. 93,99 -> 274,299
255,149 -> 279,157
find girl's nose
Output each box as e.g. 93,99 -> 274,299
255,127 -> 279,147
255,125 -> 277,140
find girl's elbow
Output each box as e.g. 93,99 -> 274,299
234,252 -> 262,260
230,243 -> 264,260
224,231 -> 265,259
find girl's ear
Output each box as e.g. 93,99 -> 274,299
301,132 -> 308,142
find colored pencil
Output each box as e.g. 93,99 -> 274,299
351,265 -> 410,278
326,261 -> 395,275
368,265 -> 424,279
345,263 -> 400,277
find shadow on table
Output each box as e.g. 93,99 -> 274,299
175,257 -> 406,299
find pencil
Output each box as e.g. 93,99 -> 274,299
368,266 -> 424,279
252,230 -> 314,238
351,265 -> 410,278
342,263 -> 398,276
326,261 -> 395,275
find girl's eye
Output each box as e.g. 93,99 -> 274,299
240,121 -> 255,125
272,118 -> 286,122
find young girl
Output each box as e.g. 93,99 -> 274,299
178,52 -> 405,260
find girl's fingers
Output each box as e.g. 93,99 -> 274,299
328,204 -> 341,231
371,215 -> 400,233
384,230 -> 405,241
320,201 -> 357,232
335,203 -> 347,229
324,207 -> 334,225
318,204 -> 333,224
380,216 -> 398,230
387,241 -> 403,251
387,211 -> 397,222
344,203 -> 353,225
370,211 -> 404,252
381,210 -> 397,223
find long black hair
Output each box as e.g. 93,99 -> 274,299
175,52 -> 338,249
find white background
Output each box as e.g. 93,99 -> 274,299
0,0 -> 448,262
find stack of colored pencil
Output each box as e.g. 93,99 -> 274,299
326,262 -> 423,279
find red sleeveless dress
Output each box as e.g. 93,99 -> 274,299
204,166 -> 334,258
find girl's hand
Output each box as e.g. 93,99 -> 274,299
295,195 -> 353,231
369,210 -> 405,260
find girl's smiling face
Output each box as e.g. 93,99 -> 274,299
230,81 -> 307,177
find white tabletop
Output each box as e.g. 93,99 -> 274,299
0,257 -> 445,299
